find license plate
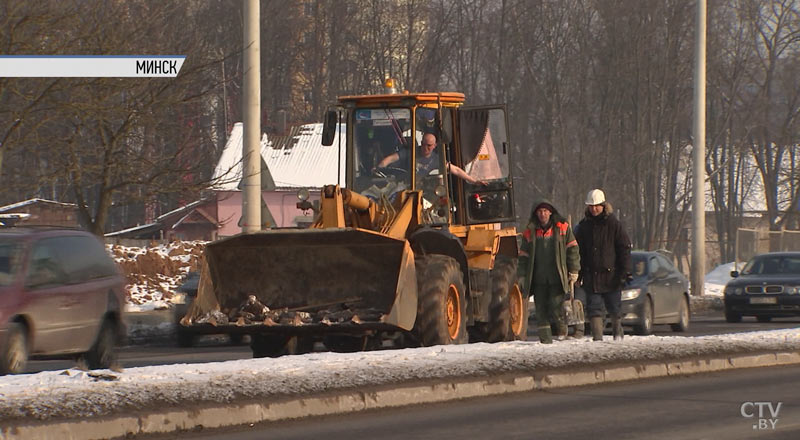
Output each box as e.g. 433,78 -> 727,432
750,297 -> 777,304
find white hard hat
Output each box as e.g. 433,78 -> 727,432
585,189 -> 606,205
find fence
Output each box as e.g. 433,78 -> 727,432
735,228 -> 800,264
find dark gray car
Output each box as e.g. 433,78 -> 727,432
618,251 -> 690,335
724,252 -> 800,322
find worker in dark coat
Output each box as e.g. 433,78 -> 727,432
518,199 -> 580,343
574,189 -> 632,341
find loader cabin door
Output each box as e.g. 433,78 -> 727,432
456,106 -> 515,225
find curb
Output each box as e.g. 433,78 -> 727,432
3,350 -> 799,440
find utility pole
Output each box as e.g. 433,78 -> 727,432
691,0 -> 707,296
242,0 -> 261,233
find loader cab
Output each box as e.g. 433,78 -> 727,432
320,94 -> 514,226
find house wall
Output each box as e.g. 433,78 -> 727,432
216,189 -> 319,237
170,224 -> 217,242
9,204 -> 79,227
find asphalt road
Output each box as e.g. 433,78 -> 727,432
24,312 -> 800,374
144,364 -> 800,440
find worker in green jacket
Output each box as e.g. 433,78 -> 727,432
518,199 -> 581,343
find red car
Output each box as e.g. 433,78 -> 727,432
0,227 -> 126,374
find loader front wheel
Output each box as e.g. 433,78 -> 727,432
414,255 -> 468,346
251,334 -> 291,358
488,256 -> 527,342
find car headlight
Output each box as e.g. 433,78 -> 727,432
784,285 -> 800,294
725,286 -> 743,295
621,288 -> 641,301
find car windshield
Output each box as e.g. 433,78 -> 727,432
632,254 -> 647,279
0,238 -> 23,286
742,255 -> 800,275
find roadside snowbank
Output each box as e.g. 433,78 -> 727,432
0,329 -> 797,422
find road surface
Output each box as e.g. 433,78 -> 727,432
24,312 -> 800,374
141,364 -> 800,439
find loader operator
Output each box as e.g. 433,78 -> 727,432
518,200 -> 580,344
374,133 -> 487,186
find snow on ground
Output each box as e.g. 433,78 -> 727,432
688,261 -> 746,313
704,261 -> 743,297
0,329 -> 798,422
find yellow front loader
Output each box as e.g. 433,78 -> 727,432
183,84 -> 527,356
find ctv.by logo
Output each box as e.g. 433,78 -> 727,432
740,401 -> 782,430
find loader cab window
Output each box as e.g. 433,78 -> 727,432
353,108 -> 412,202
458,106 -> 515,224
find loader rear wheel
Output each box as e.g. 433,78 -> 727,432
414,255 -> 467,346
488,256 -> 528,342
509,283 -> 529,340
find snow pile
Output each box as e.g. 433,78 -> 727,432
704,261 -> 742,296
108,241 -> 206,311
0,329 -> 797,422
689,261 -> 746,313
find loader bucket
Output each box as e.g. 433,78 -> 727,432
192,228 -> 418,331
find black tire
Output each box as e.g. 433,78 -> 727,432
724,308 -> 742,323
0,323 -> 28,375
634,297 -> 654,335
86,319 -> 118,370
250,334 -> 291,358
670,296 -> 690,332
512,293 -> 530,341
486,256 -> 528,342
286,336 -> 315,354
176,330 -> 195,348
324,335 -> 366,353
756,315 -> 772,323
413,254 -> 468,346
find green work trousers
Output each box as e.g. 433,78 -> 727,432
533,283 -> 566,333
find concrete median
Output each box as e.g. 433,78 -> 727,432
1,331 -> 799,440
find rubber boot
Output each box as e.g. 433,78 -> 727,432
537,326 -> 553,344
612,316 -> 624,341
590,317 -> 604,341
573,322 -> 585,339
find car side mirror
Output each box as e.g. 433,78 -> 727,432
321,110 -> 338,146
655,267 -> 669,279
730,270 -> 739,278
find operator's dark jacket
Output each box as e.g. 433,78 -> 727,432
574,202 -> 632,293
